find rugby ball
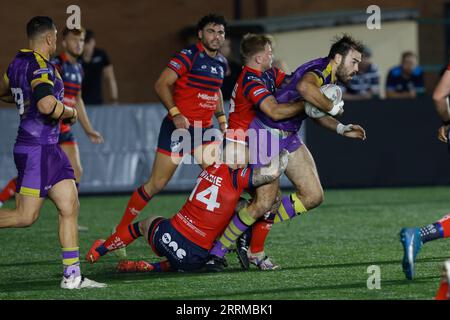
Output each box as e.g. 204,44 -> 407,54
304,84 -> 343,118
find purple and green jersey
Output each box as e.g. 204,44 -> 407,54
256,57 -> 336,133
5,49 -> 64,145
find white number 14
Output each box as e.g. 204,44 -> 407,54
189,178 -> 221,212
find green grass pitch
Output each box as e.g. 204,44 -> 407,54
1,186 -> 449,300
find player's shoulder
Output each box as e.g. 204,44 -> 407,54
214,52 -> 228,66
242,69 -> 264,85
178,43 -> 200,59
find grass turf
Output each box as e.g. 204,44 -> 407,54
0,186 -> 449,300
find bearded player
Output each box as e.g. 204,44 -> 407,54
208,34 -> 367,271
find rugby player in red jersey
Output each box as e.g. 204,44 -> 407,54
113,14 -> 229,236
86,143 -> 289,272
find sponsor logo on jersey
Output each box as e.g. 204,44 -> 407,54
253,88 -> 267,97
181,49 -> 192,56
170,60 -> 181,70
33,68 -> 52,76
211,66 -> 218,74
198,93 -> 219,101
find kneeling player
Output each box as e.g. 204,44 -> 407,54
86,143 -> 289,272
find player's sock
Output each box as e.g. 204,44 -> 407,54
151,260 -> 171,272
0,177 -> 17,203
97,222 -> 142,256
435,282 -> 449,300
419,214 -> 450,243
210,206 -> 256,258
249,220 -> 272,254
265,193 -> 307,223
62,247 -> 81,278
116,186 -> 152,230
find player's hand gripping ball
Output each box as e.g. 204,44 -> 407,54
305,84 -> 343,118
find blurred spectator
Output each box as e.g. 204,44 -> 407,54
80,29 -> 119,105
219,38 -> 241,100
272,58 -> 290,73
385,51 -> 425,99
341,46 -> 380,100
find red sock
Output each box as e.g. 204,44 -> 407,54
435,281 -> 449,300
116,186 -> 152,230
438,214 -> 450,238
249,220 -> 272,254
103,221 -> 142,251
0,177 -> 17,203
151,260 -> 171,272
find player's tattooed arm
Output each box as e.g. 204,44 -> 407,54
313,116 -> 366,140
252,149 -> 289,187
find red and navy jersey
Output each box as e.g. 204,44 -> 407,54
170,163 -> 253,250
51,52 -> 83,133
228,66 -> 285,138
167,42 -> 227,128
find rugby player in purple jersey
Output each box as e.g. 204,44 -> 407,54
207,34 -> 367,271
0,16 -> 105,289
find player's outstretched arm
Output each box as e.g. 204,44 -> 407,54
298,72 -> 342,116
252,149 -> 289,187
75,92 -> 104,144
313,116 -> 366,140
259,95 -> 304,121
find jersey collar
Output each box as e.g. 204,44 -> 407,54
243,65 -> 263,77
20,48 -> 50,62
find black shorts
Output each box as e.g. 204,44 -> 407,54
156,116 -> 220,157
58,130 -> 77,145
147,218 -> 209,272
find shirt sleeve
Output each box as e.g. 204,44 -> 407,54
242,76 -> 272,107
28,58 -> 55,88
167,47 -> 196,78
232,166 -> 253,190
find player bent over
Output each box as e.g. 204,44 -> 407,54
0,16 -> 105,289
86,143 -> 289,272
400,62 -> 450,281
